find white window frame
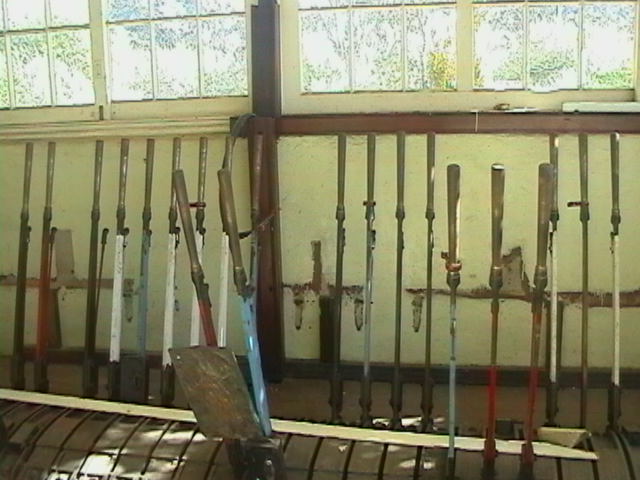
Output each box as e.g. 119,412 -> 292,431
281,0 -> 640,114
0,0 -> 252,127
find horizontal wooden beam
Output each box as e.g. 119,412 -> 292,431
277,113 -> 640,135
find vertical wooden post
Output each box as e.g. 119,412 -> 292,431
250,0 -> 284,380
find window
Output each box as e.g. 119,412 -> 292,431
299,0 -> 457,93
474,1 -> 637,91
0,0 -> 94,108
298,0 -> 638,94
107,0 -> 247,101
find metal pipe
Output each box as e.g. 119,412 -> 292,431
578,133 -> 590,428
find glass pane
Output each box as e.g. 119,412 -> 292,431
406,6 -> 456,90
49,0 -> 90,26
352,0 -> 403,6
200,0 -> 245,14
153,0 -> 197,18
7,0 -> 46,30
300,10 -> 349,92
154,20 -> 198,98
11,33 -> 51,106
474,6 -> 524,89
200,15 -> 247,96
51,29 -> 94,104
109,24 -> 152,100
352,8 -> 402,90
583,3 -> 635,89
299,0 -> 349,9
528,5 -> 579,91
0,40 -> 9,107
107,0 -> 149,21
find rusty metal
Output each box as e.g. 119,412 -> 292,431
34,142 -> 56,393
519,163 -> 554,480
82,140 -> 105,399
11,143 -> 33,391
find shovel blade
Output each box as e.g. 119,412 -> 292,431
170,346 -> 262,440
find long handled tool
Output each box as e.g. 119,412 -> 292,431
172,167 -> 285,480
608,132 -> 622,431
161,138 -> 182,406
189,138 -> 208,346
567,134 -> 590,428
34,142 -> 57,393
218,133 -> 272,436
420,132 -> 436,432
11,143 -> 34,391
329,133 -> 347,423
82,140 -> 104,398
483,163 -> 505,475
108,139 -> 130,401
519,163 -> 554,480
122,139 -> 155,403
360,134 -> 376,428
391,132 -> 406,430
444,164 -> 461,480
546,134 -> 560,426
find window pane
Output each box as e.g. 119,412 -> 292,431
154,20 -> 198,98
583,3 -> 635,89
49,0 -> 90,26
200,15 -> 247,96
528,5 -> 579,91
0,40 -> 9,107
7,0 -> 46,30
474,6 -> 524,89
299,0 -> 349,9
51,30 -> 94,104
200,0 -> 245,14
352,8 -> 402,90
300,10 -> 349,92
107,0 -> 150,21
109,24 -> 152,100
406,6 -> 456,90
153,0 -> 197,18
11,33 -> 51,106
353,0 -> 403,5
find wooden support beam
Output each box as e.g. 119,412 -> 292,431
277,113 -> 640,135
251,0 -> 281,117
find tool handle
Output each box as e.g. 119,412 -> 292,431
173,170 -> 201,277
366,134 -> 376,208
251,133 -> 264,226
578,134 -> 589,222
396,132 -> 405,220
337,134 -> 346,215
101,227 -> 109,246
116,139 -> 129,234
142,139 -> 154,230
490,164 -> 504,269
21,143 -> 34,214
549,134 -> 559,226
169,138 -> 181,232
92,141 -> 104,210
446,164 -> 461,267
218,168 -> 249,296
535,164 -> 554,277
195,137 -> 208,233
610,132 -> 621,234
45,142 -> 56,208
426,133 -> 435,220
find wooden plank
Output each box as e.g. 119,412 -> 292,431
276,113 -> 640,135
0,390 -> 598,461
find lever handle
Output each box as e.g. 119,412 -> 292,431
446,164 -> 461,268
490,164 -> 505,272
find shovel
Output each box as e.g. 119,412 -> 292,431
170,167 -> 286,479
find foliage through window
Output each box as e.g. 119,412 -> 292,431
107,0 -> 247,101
299,0 -> 457,93
0,0 -> 94,108
474,1 -> 637,91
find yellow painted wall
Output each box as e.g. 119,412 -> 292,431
1,133 -> 639,370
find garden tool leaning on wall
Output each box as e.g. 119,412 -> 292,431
169,119 -> 286,480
